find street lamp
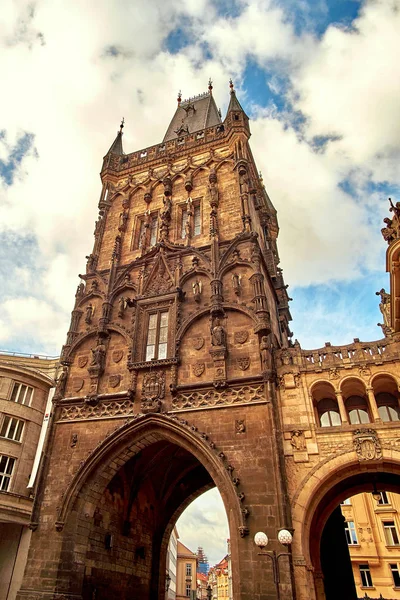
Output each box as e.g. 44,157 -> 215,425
165,572 -> 171,593
254,529 -> 293,600
206,584 -> 212,600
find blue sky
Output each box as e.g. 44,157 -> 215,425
1,0 -> 400,563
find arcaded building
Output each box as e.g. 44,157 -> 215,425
14,82 -> 400,600
0,352 -> 57,600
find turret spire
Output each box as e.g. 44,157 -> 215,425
105,119 -> 124,156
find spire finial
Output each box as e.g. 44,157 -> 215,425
177,90 -> 182,106
119,117 -> 125,133
229,78 -> 234,93
208,78 -> 213,94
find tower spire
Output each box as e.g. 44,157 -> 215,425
105,119 -> 124,156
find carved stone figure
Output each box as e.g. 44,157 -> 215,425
55,367 -> 68,398
290,430 -> 306,451
381,217 -> 396,244
376,288 -> 391,327
85,303 -> 94,325
90,341 -> 106,370
211,318 -> 226,347
232,273 -> 241,296
353,428 -> 382,461
185,218 -> 191,238
235,420 -> 246,434
75,282 -> 85,298
118,210 -> 128,231
118,296 -> 127,319
85,254 -> 96,274
260,336 -> 272,372
193,279 -> 202,303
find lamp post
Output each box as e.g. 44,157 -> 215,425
254,529 -> 293,600
206,584 -> 212,600
165,571 -> 171,595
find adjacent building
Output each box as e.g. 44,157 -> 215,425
341,492 -> 400,598
166,527 -> 178,599
0,351 -> 58,600
176,541 -> 197,600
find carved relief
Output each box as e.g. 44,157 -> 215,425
59,399 -> 136,421
172,384 -> 265,410
235,419 -> 246,434
192,336 -> 205,351
234,330 -> 248,344
192,279 -> 202,303
108,375 -> 121,388
78,356 -> 88,368
290,430 -> 306,451
211,317 -> 226,347
112,349 -> 124,363
237,357 -> 250,371
71,378 -> 84,393
329,368 -> 340,380
141,370 -> 166,412
353,428 -> 382,461
193,363 -> 205,377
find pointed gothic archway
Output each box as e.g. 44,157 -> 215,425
291,449 -> 400,600
53,413 -> 242,600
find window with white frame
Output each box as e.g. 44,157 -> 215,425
359,564 -> 373,588
378,491 -> 390,505
383,521 -> 400,545
344,521 -> 358,545
0,416 -> 24,442
145,311 -> 169,361
390,563 -> 400,587
10,382 -> 33,405
0,455 -> 15,491
186,563 -> 192,576
185,583 -> 191,597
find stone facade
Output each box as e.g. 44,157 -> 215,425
15,84 -> 400,600
0,352 -> 58,600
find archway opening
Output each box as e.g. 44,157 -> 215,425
166,488 -> 231,600
310,469 -> 400,600
77,434 -> 235,600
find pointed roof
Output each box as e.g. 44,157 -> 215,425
105,119 -> 124,156
226,80 -> 248,118
163,91 -> 222,143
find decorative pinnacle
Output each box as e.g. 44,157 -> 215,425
177,90 -> 182,105
208,78 -> 213,94
229,78 -> 234,93
119,117 -> 125,132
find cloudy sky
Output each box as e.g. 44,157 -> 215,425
1,0 -> 400,566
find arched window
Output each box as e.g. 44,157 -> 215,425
318,398 -> 341,427
376,392 -> 400,422
346,395 -> 370,425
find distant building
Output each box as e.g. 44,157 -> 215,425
196,547 -> 209,575
176,540 -> 197,599
341,492 -> 400,598
166,527 -> 178,599
196,572 -> 208,599
208,556 -> 230,600
0,351 -> 58,600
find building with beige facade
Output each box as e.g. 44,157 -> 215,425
0,351 -> 58,600
176,540 -> 197,600
341,492 -> 400,598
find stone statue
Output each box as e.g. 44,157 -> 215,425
290,430 -> 306,451
75,282 -> 85,298
55,367 -> 68,398
161,196 -> 172,220
232,273 -> 241,296
85,254 -> 96,274
185,219 -> 191,238
192,279 -> 201,302
211,318 -> 226,346
118,296 -> 127,319
260,336 -> 272,372
118,210 -> 128,231
376,288 -> 391,327
85,303 -> 94,324
381,217 -> 396,244
91,341 -> 106,369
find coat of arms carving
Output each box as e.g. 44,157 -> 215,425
142,370 -> 165,400
237,357 -> 250,371
234,331 -> 248,344
353,428 -> 382,461
109,375 -> 121,388
192,336 -> 205,351
78,356 -> 88,368
71,378 -> 84,393
193,363 -> 205,377
112,349 -> 124,363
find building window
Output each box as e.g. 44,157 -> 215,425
186,583 -> 191,597
186,563 -> 192,576
390,563 -> 400,588
359,564 -> 373,588
181,203 -> 201,239
137,214 -> 158,249
150,215 -> 158,246
10,382 -> 33,405
341,498 -> 351,505
181,209 -> 189,239
376,392 -> 400,422
378,491 -> 390,505
346,395 -> 370,425
383,521 -> 400,545
0,455 -> 15,491
145,311 -> 169,361
344,521 -> 358,545
0,417 -> 24,442
318,398 -> 341,427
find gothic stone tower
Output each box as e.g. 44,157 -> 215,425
17,82 -> 293,600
